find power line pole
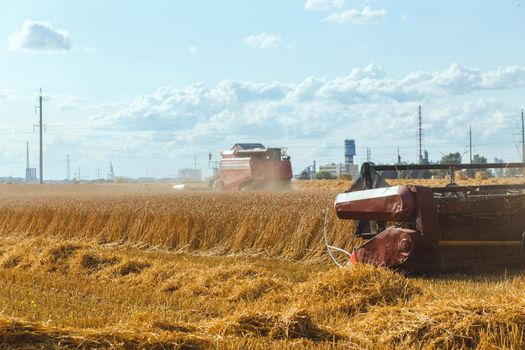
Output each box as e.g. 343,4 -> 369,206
35,89 -> 44,184
469,124 -> 472,164
397,147 -> 401,164
417,105 -> 423,162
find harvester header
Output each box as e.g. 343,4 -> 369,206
333,162 -> 525,273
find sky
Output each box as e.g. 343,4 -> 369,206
0,0 -> 524,180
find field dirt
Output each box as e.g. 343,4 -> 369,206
0,182 -> 524,349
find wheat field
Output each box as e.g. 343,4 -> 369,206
0,181 -> 524,349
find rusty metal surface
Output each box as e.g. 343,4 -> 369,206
353,227 -> 424,271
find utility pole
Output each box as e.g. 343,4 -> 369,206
35,89 -> 44,184
66,154 -> 70,181
194,155 -> 197,169
469,124 -> 472,164
366,147 -> 371,162
97,167 -> 100,181
417,105 -> 423,162
397,147 -> 401,164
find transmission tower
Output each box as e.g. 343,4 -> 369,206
34,89 -> 44,184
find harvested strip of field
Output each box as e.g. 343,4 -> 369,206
0,317 -> 210,350
0,235 -> 524,349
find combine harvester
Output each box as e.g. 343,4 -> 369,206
212,143 -> 293,191
330,162 -> 525,273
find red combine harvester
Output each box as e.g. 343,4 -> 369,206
332,162 -> 525,273
212,143 -> 293,191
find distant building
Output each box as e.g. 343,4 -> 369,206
319,163 -> 358,178
316,139 -> 359,178
178,168 -> 202,181
344,139 -> 356,164
25,168 -> 37,183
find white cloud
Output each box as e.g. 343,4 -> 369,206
8,20 -> 73,53
188,45 -> 198,54
431,99 -> 516,142
96,64 -> 525,165
480,65 -> 525,89
106,64 -> 525,131
244,33 -> 283,49
304,0 -> 345,11
324,7 -> 386,24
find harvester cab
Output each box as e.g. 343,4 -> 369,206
330,162 -> 525,273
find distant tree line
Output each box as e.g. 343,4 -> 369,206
297,152 -> 519,180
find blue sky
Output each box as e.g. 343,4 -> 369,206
1,0 -> 524,179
